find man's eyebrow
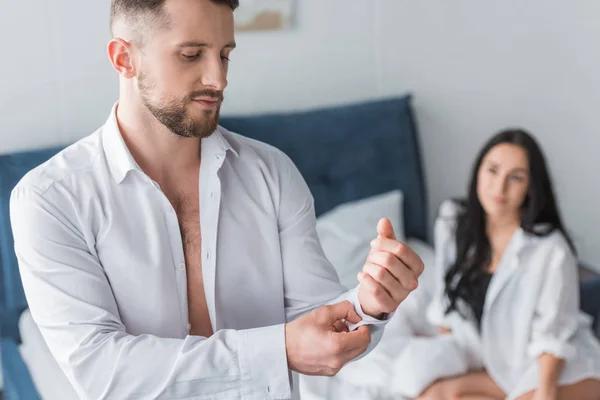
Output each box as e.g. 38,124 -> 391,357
177,41 -> 208,48
177,41 -> 236,49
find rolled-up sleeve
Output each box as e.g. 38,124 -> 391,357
11,186 -> 291,400
275,153 -> 389,351
426,236 -> 449,327
527,243 -> 579,360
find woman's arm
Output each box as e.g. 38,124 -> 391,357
537,353 -> 565,396
426,201 -> 460,331
527,237 -> 579,400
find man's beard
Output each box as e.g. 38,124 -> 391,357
139,73 -> 223,139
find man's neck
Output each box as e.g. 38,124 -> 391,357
115,100 -> 201,185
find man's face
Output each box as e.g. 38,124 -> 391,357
135,0 -> 235,139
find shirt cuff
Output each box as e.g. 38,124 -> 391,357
527,337 -> 576,360
238,324 -> 291,399
346,287 -> 394,331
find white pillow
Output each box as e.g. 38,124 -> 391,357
316,190 -> 405,289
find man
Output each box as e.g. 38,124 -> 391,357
10,0 -> 424,398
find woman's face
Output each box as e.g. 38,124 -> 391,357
477,143 -> 530,220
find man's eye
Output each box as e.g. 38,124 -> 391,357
182,53 -> 200,61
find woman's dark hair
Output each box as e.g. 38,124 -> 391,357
444,129 -> 574,320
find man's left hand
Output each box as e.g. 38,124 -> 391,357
358,218 -> 424,318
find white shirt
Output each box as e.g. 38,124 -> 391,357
10,105 -> 388,400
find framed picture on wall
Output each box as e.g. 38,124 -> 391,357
235,0 -> 295,31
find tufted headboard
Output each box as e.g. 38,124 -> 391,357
0,96 -> 427,339
0,147 -> 66,339
221,96 -> 428,241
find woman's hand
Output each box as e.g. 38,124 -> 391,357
439,326 -> 452,335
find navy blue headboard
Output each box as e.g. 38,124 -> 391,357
221,95 -> 428,242
0,147 -> 65,339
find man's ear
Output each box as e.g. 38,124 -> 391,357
107,38 -> 136,79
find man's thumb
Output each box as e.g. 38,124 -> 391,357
377,218 -> 396,240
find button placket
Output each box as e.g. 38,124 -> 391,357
155,183 -> 188,332
201,162 -> 222,332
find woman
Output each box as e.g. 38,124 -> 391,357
416,130 -> 600,399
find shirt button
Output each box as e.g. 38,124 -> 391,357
210,192 -> 215,199
206,251 -> 211,260
179,262 -> 185,271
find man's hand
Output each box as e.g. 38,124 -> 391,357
285,301 -> 371,376
358,218 -> 424,318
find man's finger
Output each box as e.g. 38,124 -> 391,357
362,262 -> 404,298
331,325 -> 371,354
370,237 -> 424,276
358,272 -> 397,312
341,327 -> 371,360
333,320 -> 349,333
368,251 -> 418,291
325,301 -> 362,325
376,218 -> 396,240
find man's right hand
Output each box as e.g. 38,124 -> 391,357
284,301 -> 371,376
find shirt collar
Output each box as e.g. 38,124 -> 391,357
102,103 -> 141,184
102,103 -> 238,184
203,125 -> 239,161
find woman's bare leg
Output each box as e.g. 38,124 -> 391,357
515,378 -> 600,400
416,371 -> 505,400
460,396 -> 502,400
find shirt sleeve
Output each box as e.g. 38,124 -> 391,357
11,185 -> 291,400
527,239 -> 579,360
426,200 -> 460,328
275,153 -> 391,354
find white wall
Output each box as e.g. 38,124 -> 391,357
0,1 -> 115,151
1,0 -> 599,271
377,0 -> 600,271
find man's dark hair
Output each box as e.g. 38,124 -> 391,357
110,0 -> 239,38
